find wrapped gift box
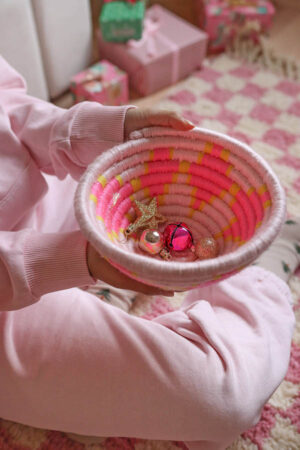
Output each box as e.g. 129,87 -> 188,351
99,0 -> 145,43
70,60 -> 129,105
199,0 -> 275,53
98,4 -> 208,96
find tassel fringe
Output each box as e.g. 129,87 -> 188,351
226,36 -> 300,81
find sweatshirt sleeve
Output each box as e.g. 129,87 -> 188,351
0,56 -> 133,310
0,55 -> 134,180
0,229 -> 95,311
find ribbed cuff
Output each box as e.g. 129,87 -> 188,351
24,231 -> 95,298
71,102 -> 135,143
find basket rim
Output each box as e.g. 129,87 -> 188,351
74,126 -> 286,284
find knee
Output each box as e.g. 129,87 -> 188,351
180,376 -> 261,441
211,396 -> 260,440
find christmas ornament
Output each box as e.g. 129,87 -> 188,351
163,223 -> 194,252
195,237 -> 219,260
139,229 -> 164,255
125,197 -> 166,237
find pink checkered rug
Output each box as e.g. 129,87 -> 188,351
1,54 -> 299,449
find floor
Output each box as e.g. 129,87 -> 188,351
53,1 -> 300,110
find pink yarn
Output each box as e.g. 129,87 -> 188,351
75,127 -> 286,291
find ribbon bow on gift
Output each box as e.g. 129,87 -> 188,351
81,73 -> 103,87
127,14 -> 180,84
127,16 -> 160,56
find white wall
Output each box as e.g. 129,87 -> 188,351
0,0 -> 49,100
0,0 -> 93,100
31,0 -> 93,99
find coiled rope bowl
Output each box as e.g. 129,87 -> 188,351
75,127 -> 286,292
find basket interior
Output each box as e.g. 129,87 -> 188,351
88,139 -> 272,261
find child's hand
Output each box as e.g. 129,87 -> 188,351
86,108 -> 191,297
87,243 -> 174,297
124,108 -> 194,140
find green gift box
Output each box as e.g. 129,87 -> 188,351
100,1 -> 145,43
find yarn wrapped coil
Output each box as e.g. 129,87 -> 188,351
75,126 -> 286,291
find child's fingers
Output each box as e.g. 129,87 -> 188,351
127,279 -> 174,297
124,108 -> 194,139
88,248 -> 174,297
145,109 -> 194,131
107,265 -> 174,296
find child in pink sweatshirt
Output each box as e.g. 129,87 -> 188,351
0,55 -> 298,450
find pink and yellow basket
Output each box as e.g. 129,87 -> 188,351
75,127 -> 286,291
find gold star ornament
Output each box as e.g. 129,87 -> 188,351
125,197 -> 166,238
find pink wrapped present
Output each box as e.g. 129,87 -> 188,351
198,0 -> 275,53
98,5 -> 208,96
70,60 -> 128,105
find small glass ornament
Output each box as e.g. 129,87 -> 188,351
195,237 -> 219,260
163,223 -> 194,252
139,229 -> 164,255
125,197 -> 166,238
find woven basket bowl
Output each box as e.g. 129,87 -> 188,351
75,127 -> 286,291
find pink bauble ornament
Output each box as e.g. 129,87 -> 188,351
163,223 -> 193,252
195,237 -> 219,260
139,229 -> 164,255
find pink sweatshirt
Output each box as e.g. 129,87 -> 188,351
0,56 -> 132,311
0,57 -> 296,450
